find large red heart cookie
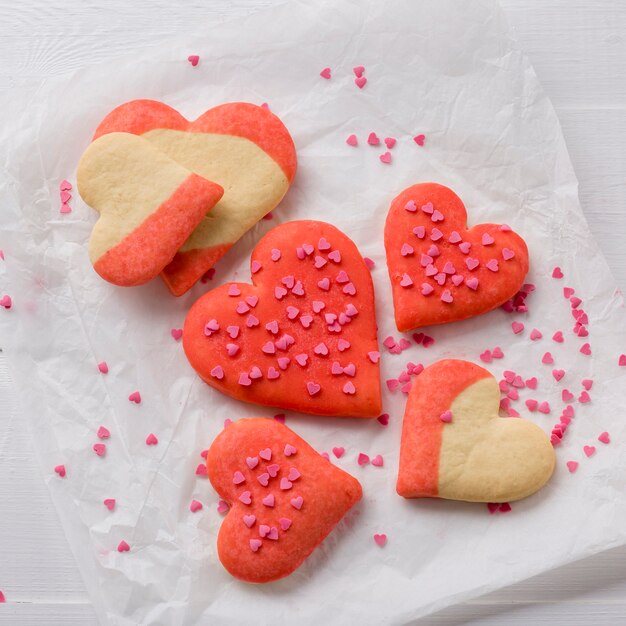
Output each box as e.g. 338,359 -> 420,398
183,220 -> 382,417
94,100 -> 297,296
396,359 -> 555,503
207,418 -> 362,583
384,183 -> 529,331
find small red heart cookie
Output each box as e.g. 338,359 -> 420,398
94,100 -> 297,295
396,359 -> 555,503
207,418 -> 362,583
77,133 -> 224,286
183,220 -> 382,417
384,183 -> 529,331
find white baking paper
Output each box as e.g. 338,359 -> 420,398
1,0 -> 626,623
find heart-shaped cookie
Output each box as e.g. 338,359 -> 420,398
396,359 -> 555,502
207,418 -> 362,583
183,220 -> 382,417
77,132 -> 224,286
384,183 -> 529,331
94,100 -> 297,295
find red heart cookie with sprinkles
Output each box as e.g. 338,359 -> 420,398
207,418 -> 362,583
94,100 -> 297,296
183,220 -> 382,417
396,359 -> 555,503
384,183 -> 529,331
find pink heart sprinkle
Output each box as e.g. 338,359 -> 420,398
210,365 -> 224,379
486,259 -> 499,272
400,273 -> 413,288
355,76 -> 367,89
413,134 -> 425,146
492,347 -> 504,358
413,225 -> 425,238
284,444 -> 297,457
243,514 -> 256,528
384,137 -> 396,149
566,461 -> 578,473
117,540 -> 130,553
542,352 -> 554,364
442,261 -> 455,274
93,443 -> 106,457
227,284 -> 241,297
146,433 -> 158,446
459,241 -> 471,254
97,361 -> 109,374
314,255 -> 327,269
320,67 -> 331,79
251,261 -> 262,274
358,453 -> 370,466
420,283 -> 434,296
338,339 -> 351,351
275,286 -> 288,300
343,282 -> 357,295
582,379 -> 593,391
366,132 -> 380,146
227,344 -> 240,357
552,267 -> 564,279
250,539 -> 262,552
563,287 -> 575,298
187,55 -> 199,66
171,328 -> 183,341
552,331 -> 564,343
128,391 -> 141,404
279,517 -> 292,530
379,151 -> 392,164
287,468 -> 300,481
103,498 -> 116,511
563,405 -> 575,417
580,343 -> 591,355
465,257 -> 479,271
280,477 -> 293,490
97,426 -> 110,439
511,322 -> 524,335
579,391 -> 591,403
262,494 -> 275,507
583,445 -> 596,458
374,533 -> 387,547
598,431 -> 610,444
552,369 -> 565,382
537,401 -> 550,414
54,464 -> 66,477
530,328 -> 542,341
440,289 -> 453,303
267,367 -> 280,380
346,134 -> 358,146
562,389 -> 574,403
314,342 -> 329,356
481,233 -> 495,245
266,320 -> 279,335
353,65 -> 365,77
271,249 -> 281,262
526,399 -> 538,411
377,413 -> 389,426
401,243 -> 414,256
371,454 -> 384,467
61,205 -> 73,215
236,302 -> 250,315
257,473 -> 269,488
246,456 -> 259,469
364,257 -> 375,269
619,354 -> 626,366
434,273 -> 446,286
430,231 -> 443,244
291,496 -> 304,510
502,248 -> 515,261
59,179 -> 72,191
338,379 -> 355,395
189,499 -> 203,513
328,250 -> 341,263
259,447 -> 272,461
439,410 -> 453,423
466,277 -> 479,290
233,471 -> 245,485
239,491 -> 252,505
480,350 -> 492,363
431,210 -> 444,223
277,357 -> 290,370
60,190 -> 71,203
332,446 -> 345,458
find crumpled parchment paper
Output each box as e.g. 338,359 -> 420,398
1,0 -> 626,623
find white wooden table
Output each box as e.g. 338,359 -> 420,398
1,1 -> 625,623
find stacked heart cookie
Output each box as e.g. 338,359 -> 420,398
78,100 -> 297,294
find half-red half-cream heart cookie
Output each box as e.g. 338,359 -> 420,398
396,359 -> 555,503
384,183 -> 529,331
207,418 -> 362,583
77,132 -> 224,287
94,100 -> 297,295
183,220 -> 382,417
